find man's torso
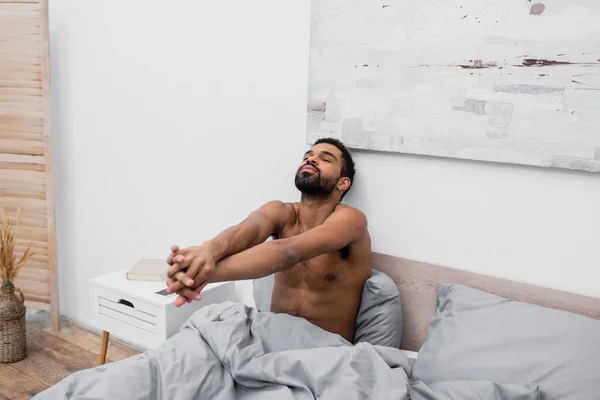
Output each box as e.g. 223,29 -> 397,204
269,202 -> 371,342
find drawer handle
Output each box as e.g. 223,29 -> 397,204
117,299 -> 135,308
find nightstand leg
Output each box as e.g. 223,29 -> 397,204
98,330 -> 110,365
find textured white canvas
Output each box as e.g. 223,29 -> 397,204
306,0 -> 600,172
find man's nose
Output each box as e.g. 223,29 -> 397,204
306,156 -> 318,165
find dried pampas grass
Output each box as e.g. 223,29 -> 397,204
0,209 -> 35,288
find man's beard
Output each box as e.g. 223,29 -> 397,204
294,169 -> 337,199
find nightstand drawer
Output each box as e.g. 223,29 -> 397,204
98,296 -> 157,325
98,296 -> 156,326
94,286 -> 160,319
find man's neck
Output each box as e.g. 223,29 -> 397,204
297,194 -> 339,230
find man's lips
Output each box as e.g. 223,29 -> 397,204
300,165 -> 318,173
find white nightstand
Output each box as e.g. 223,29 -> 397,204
89,269 -> 235,364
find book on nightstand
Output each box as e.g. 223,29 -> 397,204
126,259 -> 169,281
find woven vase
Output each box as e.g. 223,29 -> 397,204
0,284 -> 27,363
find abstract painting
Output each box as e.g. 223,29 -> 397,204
306,0 -> 600,172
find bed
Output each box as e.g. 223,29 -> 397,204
371,252 -> 600,351
33,252 -> 600,399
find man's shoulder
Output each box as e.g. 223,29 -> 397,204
333,203 -> 363,213
333,204 -> 367,220
266,200 -> 296,212
258,200 -> 296,220
328,204 -> 368,233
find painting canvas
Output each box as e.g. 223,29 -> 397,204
306,0 -> 600,172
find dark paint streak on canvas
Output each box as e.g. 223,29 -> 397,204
522,59 -> 572,66
410,57 -> 599,70
530,3 -> 546,16
522,59 -> 600,67
458,60 -> 498,69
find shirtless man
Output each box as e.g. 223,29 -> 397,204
165,138 -> 371,342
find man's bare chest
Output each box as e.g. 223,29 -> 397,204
275,248 -> 358,294
273,222 -> 354,289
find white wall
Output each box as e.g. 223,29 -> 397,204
48,0 -> 599,328
344,151 -> 600,298
48,0 -> 312,325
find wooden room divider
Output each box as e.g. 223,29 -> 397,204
0,0 -> 59,331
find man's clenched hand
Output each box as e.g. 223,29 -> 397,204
166,244 -> 217,307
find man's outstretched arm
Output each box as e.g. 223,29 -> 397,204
172,207 -> 368,303
193,200 -> 290,261
166,200 -> 291,289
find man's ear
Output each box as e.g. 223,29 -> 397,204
337,177 -> 351,192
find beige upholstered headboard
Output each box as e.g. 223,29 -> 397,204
372,252 -> 600,352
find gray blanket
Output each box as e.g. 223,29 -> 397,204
33,301 -> 540,400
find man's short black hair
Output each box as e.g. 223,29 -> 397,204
314,137 -> 356,200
